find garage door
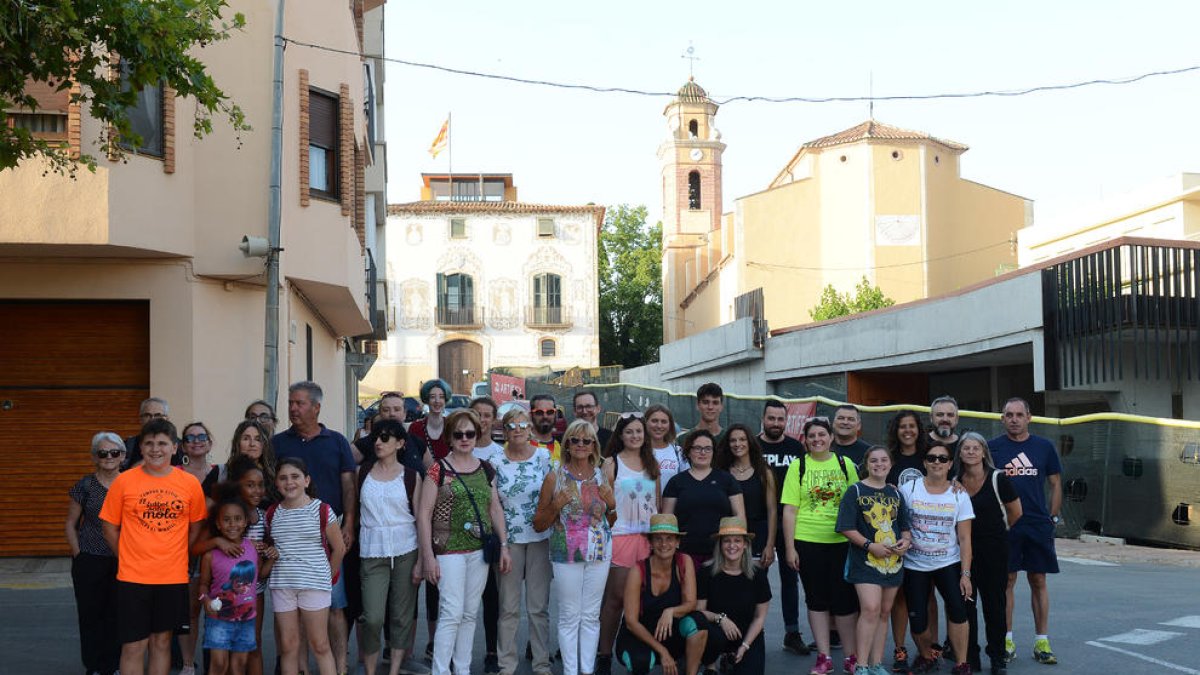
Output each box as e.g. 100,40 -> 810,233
0,301 -> 149,557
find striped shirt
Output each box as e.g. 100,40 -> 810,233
267,499 -> 337,591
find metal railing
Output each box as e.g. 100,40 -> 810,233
436,305 -> 482,328
526,306 -> 570,327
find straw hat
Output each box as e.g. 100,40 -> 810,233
710,516 -> 755,540
646,513 -> 686,537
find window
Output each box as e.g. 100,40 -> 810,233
540,338 -> 556,358
688,119 -> 698,138
688,171 -> 701,210
9,113 -> 67,139
309,89 -> 339,199
428,178 -> 506,202
450,218 -> 467,239
436,272 -> 476,326
532,273 -> 563,324
118,62 -> 164,157
537,218 -> 555,238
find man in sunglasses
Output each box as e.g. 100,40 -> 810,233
529,394 -> 562,464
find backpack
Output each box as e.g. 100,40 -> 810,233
795,452 -> 851,484
264,500 -> 337,581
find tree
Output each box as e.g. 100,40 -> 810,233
808,275 -> 895,321
598,204 -> 662,368
0,0 -> 248,173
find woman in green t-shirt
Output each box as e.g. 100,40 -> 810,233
781,418 -> 861,675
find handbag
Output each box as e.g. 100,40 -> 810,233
444,459 -> 502,564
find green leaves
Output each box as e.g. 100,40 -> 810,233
808,275 -> 895,322
598,204 -> 663,367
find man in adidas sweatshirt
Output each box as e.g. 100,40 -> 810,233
988,397 -> 1063,667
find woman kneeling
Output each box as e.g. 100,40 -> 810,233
696,518 -> 770,675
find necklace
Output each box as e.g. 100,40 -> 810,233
731,463 -> 753,476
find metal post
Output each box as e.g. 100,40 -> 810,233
264,0 -> 287,407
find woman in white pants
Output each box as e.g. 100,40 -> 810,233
533,420 -> 615,675
419,410 -> 512,675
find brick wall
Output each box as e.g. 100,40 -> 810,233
298,69 -> 310,206
162,85 -> 175,174
339,82 -> 353,217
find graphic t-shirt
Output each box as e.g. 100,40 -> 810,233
988,434 -> 1062,525
99,466 -> 208,584
758,435 -> 804,502
207,538 -> 258,622
610,455 -> 658,536
887,451 -> 925,491
654,445 -> 688,487
835,482 -> 910,585
663,469 -> 743,555
489,446 -> 552,544
900,479 -> 975,572
780,454 -> 859,544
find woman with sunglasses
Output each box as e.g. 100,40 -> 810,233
714,424 -> 774,566
179,421 -> 221,675
899,445 -> 975,675
357,419 -> 423,675
491,408 -> 553,675
419,410 -> 512,675
662,430 -> 745,568
533,420 -> 614,675
66,431 -> 125,675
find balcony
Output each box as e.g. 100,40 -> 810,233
436,305 -> 483,329
526,306 -> 572,329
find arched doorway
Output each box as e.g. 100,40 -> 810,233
438,339 -> 482,396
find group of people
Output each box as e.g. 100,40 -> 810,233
68,381 -> 1064,675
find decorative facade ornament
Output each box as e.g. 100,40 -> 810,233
488,278 -> 520,330
398,278 -> 432,329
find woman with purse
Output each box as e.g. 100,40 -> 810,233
419,410 -> 513,675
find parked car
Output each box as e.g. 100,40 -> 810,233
471,381 -> 490,398
447,394 -> 471,413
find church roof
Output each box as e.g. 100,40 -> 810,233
675,78 -> 709,103
803,120 -> 968,152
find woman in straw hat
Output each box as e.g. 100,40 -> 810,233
614,514 -> 708,675
695,517 -> 771,675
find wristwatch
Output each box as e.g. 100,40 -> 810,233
1051,515 -> 1061,525
961,570 -> 972,578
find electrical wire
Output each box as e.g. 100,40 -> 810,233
745,239 -> 1011,272
280,36 -> 1200,105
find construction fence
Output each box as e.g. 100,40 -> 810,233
520,380 -> 1200,551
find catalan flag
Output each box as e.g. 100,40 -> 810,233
428,117 -> 449,159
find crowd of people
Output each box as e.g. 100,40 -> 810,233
68,381 -> 1064,675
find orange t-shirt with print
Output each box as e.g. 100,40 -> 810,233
100,466 -> 208,584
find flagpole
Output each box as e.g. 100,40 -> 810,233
447,111 -> 453,201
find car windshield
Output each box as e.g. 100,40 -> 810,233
449,395 -> 471,408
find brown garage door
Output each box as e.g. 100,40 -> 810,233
0,301 -> 149,557
438,339 -> 482,397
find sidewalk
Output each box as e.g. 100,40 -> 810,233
0,556 -> 71,589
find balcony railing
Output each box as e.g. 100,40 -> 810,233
436,305 -> 482,329
526,306 -> 571,328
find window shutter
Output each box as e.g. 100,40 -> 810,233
309,93 -> 337,148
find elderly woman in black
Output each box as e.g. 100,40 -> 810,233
66,431 -> 125,675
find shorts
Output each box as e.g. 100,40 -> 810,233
271,588 -> 332,612
611,534 -> 650,568
116,581 -> 190,644
1007,521 -> 1059,574
202,616 -> 257,653
795,540 -> 859,616
330,563 -> 348,610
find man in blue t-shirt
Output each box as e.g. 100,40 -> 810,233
988,397 -> 1062,667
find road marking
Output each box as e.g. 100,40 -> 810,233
1160,615 -> 1200,629
1087,641 -> 1200,674
1097,628 -> 1184,645
1058,556 -> 1118,566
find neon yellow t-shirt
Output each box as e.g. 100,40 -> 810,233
780,453 -> 859,544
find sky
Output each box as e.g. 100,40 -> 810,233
381,1 -> 1200,229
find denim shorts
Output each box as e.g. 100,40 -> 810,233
203,616 -> 256,653
330,563 -> 348,610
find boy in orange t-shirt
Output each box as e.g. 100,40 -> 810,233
101,418 -> 208,675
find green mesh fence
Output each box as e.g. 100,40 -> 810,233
521,381 -> 1200,550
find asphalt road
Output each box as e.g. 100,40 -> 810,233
5,542 -> 1199,675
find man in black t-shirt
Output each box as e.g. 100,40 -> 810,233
832,404 -> 872,466
929,394 -> 963,457
756,399 -> 811,655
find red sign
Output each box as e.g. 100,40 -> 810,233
783,401 -> 818,440
490,374 -> 526,404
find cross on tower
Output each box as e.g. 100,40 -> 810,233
681,42 -> 700,79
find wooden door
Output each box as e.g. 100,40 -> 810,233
0,301 -> 149,556
437,340 -> 482,396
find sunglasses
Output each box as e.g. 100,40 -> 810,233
96,448 -> 126,459
925,455 -> 952,464
506,422 -> 531,431
184,433 -> 209,443
246,412 -> 276,422
567,437 -> 594,446
452,430 -> 478,440
376,433 -> 401,443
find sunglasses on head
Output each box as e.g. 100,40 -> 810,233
184,433 -> 209,443
925,454 -> 952,464
567,437 -> 594,446
96,448 -> 126,459
619,411 -> 643,419
452,430 -> 478,440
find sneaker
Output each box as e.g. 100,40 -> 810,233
989,662 -> 1007,675
785,631 -> 813,656
1031,639 -> 1057,665
179,666 -> 195,675
870,665 -> 892,675
595,654 -> 613,675
843,654 -> 858,674
892,647 -> 910,673
855,667 -> 871,675
928,643 -> 943,663
399,658 -> 432,675
909,656 -> 939,674
811,654 -> 835,675
1003,639 -> 1015,664
484,653 -> 499,674
951,664 -> 971,675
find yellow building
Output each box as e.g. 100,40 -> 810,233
0,0 -> 387,555
661,79 -> 1032,342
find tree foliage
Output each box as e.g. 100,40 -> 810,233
598,204 -> 662,367
0,0 -> 248,173
808,275 -> 895,321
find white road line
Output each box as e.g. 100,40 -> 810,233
1160,615 -> 1200,629
1098,628 -> 1184,645
1086,641 -> 1200,674
1058,556 -> 1119,566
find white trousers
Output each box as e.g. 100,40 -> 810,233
552,559 -> 611,675
433,550 -> 488,675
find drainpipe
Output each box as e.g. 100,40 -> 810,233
263,0 -> 286,407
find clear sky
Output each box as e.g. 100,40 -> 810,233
382,1 -> 1200,229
